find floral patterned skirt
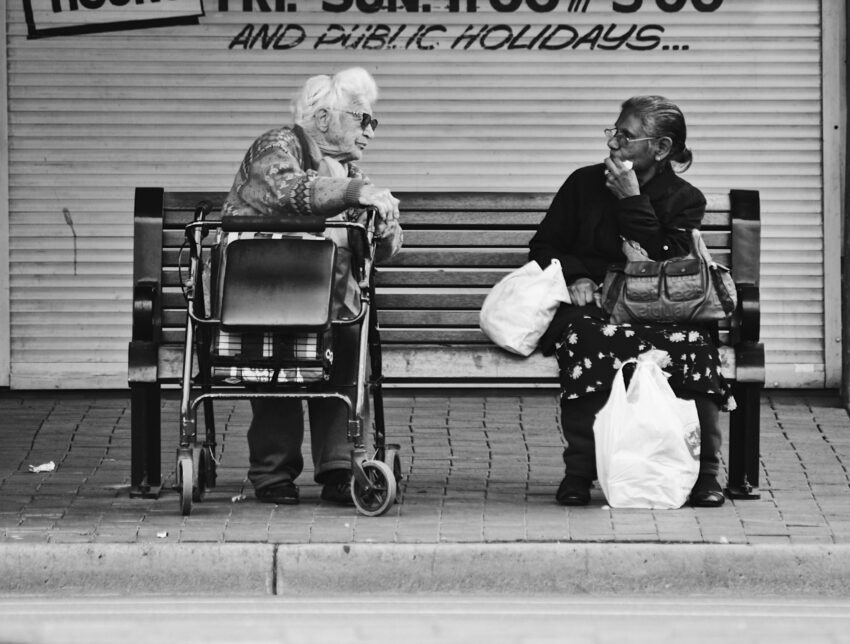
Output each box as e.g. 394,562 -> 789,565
553,308 -> 733,410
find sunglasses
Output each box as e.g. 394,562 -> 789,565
332,109 -> 378,131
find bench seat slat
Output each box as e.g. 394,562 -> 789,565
380,344 -> 736,382
162,325 -> 734,347
154,343 -> 736,385
160,308 -> 735,335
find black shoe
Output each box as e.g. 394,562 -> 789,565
689,474 -> 725,507
320,470 -> 354,506
255,481 -> 299,505
556,474 -> 591,506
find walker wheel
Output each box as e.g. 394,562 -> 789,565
178,456 -> 193,516
381,445 -> 402,503
351,460 -> 397,517
202,446 -> 217,490
193,450 -> 206,503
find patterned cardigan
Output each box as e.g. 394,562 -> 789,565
215,124 -> 401,320
222,124 -> 365,219
222,124 -> 401,261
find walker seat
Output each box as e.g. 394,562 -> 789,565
210,234 -> 337,385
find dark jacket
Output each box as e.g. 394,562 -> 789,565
529,162 -> 707,354
528,163 -> 706,285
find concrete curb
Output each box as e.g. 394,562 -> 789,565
277,543 -> 850,596
4,543 -> 850,596
0,544 -> 275,595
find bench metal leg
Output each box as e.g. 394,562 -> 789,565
130,382 -> 162,498
726,381 -> 761,499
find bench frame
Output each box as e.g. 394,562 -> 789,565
129,187 -> 764,501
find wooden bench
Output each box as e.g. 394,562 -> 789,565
129,187 -> 764,500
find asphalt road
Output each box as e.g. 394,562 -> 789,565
2,595 -> 850,644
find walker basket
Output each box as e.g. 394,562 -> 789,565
210,328 -> 333,385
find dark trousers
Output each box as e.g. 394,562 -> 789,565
561,390 -> 722,482
247,322 -> 365,491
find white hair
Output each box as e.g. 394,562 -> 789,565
291,67 -> 379,126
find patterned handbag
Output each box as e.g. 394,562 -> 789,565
601,229 -> 737,325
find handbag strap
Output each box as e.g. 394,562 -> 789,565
690,228 -> 714,264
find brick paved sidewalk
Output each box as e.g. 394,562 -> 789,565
1,390 -> 848,546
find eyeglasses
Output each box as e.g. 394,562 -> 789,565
332,109 -> 378,131
604,127 -> 655,146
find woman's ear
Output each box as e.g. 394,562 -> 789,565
314,107 -> 332,133
655,136 -> 673,162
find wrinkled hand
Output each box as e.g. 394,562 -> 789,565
358,184 -> 400,228
373,218 -> 403,263
374,216 -> 401,240
604,158 -> 640,199
569,277 -> 601,308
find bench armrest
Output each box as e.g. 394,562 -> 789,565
129,281 -> 159,384
733,340 -> 765,385
132,281 -> 159,342
736,284 -> 760,343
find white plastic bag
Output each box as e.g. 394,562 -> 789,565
593,350 -> 701,509
479,259 -> 570,357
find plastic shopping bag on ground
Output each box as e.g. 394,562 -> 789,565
593,350 -> 701,509
479,259 -> 570,357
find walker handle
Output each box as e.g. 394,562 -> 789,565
220,214 -> 326,233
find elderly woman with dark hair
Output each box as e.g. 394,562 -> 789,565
221,67 -> 402,506
530,96 -> 730,508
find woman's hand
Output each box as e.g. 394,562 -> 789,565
373,218 -> 403,262
569,277 -> 601,308
374,216 -> 401,241
604,158 -> 640,199
358,184 -> 400,226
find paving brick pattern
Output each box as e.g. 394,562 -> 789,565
0,390 -> 848,546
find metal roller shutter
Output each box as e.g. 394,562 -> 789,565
4,0 -> 830,387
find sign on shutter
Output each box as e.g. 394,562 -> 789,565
24,0 -> 204,39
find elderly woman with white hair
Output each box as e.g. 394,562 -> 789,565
221,67 -> 402,506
